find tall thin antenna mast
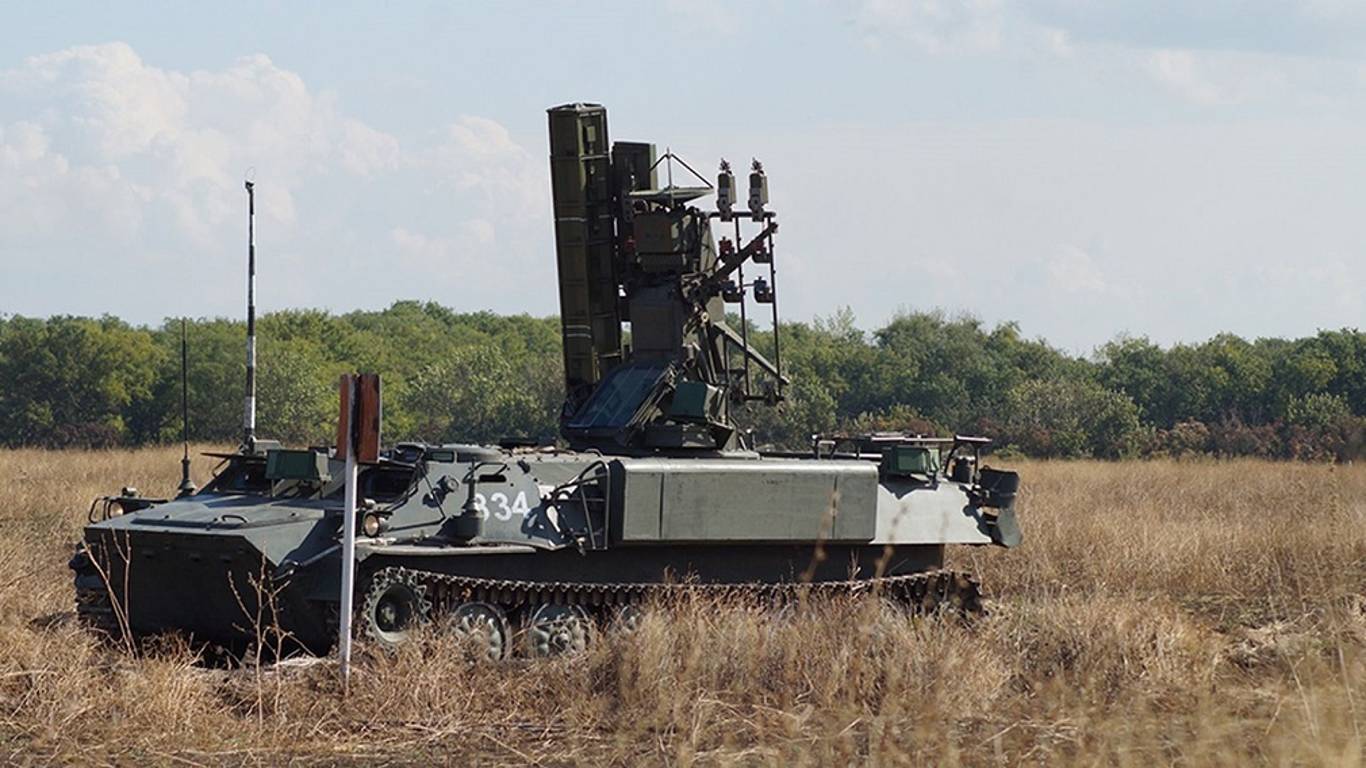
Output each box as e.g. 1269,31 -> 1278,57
177,318 -> 196,497
243,179 -> 257,453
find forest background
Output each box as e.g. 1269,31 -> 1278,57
2,302 -> 1363,460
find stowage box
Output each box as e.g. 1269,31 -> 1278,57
611,458 -> 878,543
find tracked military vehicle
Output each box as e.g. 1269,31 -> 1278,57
72,103 -> 1021,659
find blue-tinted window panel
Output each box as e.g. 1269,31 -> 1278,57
568,362 -> 668,430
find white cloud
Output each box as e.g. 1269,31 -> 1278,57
854,0 -> 1091,61
1012,2 -> 1366,58
852,1 -> 1363,108
463,219 -> 496,246
2,43 -> 189,160
389,226 -> 448,265
857,0 -> 1004,55
0,42 -> 549,321
338,120 -> 401,176
0,43 -> 407,247
426,116 -> 547,217
390,220 -> 496,266
1040,26 -> 1073,58
664,0 -> 743,37
1143,49 -> 1288,106
0,119 -> 148,241
738,116 -> 1366,351
1047,246 -> 1107,295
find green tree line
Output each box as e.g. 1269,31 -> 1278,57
1,302 -> 1362,460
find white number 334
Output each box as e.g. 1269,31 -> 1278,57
472,491 -> 532,521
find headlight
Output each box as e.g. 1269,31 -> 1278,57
362,512 -> 388,537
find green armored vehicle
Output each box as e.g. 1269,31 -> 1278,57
71,103 -> 1021,658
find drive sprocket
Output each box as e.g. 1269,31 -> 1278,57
359,568 -> 432,650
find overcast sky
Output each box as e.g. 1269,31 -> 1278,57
2,1 -> 1364,353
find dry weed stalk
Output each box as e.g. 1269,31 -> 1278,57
228,555 -> 301,725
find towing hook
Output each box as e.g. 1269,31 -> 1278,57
273,561 -> 299,582
68,546 -> 93,572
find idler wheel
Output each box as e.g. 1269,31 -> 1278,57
892,570 -> 984,616
526,604 -> 590,658
360,570 -> 431,650
448,602 -> 510,662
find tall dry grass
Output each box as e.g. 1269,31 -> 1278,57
0,447 -> 1363,765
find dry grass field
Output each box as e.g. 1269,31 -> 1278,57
1,447 -> 1364,765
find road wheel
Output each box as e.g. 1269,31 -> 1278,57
449,602 -> 510,661
526,603 -> 590,658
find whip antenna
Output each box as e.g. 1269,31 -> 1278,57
177,318 -> 196,497
243,177 -> 257,453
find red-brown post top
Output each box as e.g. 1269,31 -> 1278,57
336,373 -> 382,463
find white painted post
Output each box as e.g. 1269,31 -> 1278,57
338,378 -> 358,694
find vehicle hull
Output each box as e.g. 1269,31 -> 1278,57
76,523 -> 943,655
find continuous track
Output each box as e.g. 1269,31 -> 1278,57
358,565 -> 983,644
72,562 -> 120,637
